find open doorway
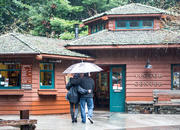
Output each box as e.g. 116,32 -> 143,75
92,66 -> 110,111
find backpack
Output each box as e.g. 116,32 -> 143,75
66,86 -> 79,103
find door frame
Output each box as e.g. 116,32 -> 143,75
109,65 -> 126,112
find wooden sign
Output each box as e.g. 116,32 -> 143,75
21,64 -> 32,89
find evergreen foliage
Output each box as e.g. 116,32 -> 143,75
0,0 -> 179,39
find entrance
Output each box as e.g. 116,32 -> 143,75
110,66 -> 126,112
93,66 -> 110,110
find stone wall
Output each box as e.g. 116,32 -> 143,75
155,105 -> 180,114
126,102 -> 154,114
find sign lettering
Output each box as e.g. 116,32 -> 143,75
134,73 -> 162,87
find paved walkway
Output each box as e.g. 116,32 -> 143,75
1,111 -> 180,130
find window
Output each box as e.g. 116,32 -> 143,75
143,20 -> 153,27
0,63 -> 21,89
172,65 -> 180,90
117,21 -> 126,28
91,23 -> 106,34
116,20 -> 153,29
40,63 -> 54,89
129,21 -> 139,27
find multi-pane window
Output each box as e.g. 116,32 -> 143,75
129,21 -> 139,27
0,63 -> 21,89
172,65 -> 180,90
116,20 -> 153,29
116,21 -> 126,28
40,63 -> 54,89
143,21 -> 153,27
91,23 -> 106,34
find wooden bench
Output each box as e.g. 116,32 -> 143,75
0,110 -> 37,130
153,90 -> 180,114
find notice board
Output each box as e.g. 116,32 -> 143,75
21,64 -> 32,89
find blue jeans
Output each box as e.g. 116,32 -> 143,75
80,98 -> 94,123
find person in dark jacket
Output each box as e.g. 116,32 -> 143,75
80,73 -> 95,124
66,73 -> 90,123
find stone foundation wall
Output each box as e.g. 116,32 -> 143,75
155,106 -> 180,114
126,102 -> 154,114
126,102 -> 180,114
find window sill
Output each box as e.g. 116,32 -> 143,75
0,89 -> 24,95
38,89 -> 58,96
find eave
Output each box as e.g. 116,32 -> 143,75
84,14 -> 163,25
66,44 -> 180,50
37,54 -> 95,61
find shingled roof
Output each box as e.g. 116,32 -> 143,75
83,3 -> 173,23
66,29 -> 180,46
0,33 -> 89,57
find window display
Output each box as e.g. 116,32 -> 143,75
40,63 -> 54,89
173,65 -> 180,90
0,63 -> 21,89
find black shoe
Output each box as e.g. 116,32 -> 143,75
74,118 -> 77,123
88,117 -> 94,124
72,120 -> 75,123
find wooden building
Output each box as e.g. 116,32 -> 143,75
0,3 -> 180,115
0,33 -> 93,115
65,3 -> 180,113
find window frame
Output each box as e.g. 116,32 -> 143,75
171,64 -> 180,90
0,64 -> 21,89
40,63 -> 54,89
115,19 -> 154,29
91,22 -> 106,34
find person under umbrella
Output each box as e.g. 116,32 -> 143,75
80,73 -> 95,124
66,73 -> 91,123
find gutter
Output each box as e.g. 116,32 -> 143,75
36,54 -> 95,61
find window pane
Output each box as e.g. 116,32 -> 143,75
0,71 -> 20,87
0,63 -> 20,69
117,21 -> 126,28
130,21 -> 139,27
40,72 -> 52,86
40,63 -> 53,70
143,21 -> 153,27
173,66 -> 180,90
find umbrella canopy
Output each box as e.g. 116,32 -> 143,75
63,62 -> 103,74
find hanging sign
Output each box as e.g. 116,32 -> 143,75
21,64 -> 32,89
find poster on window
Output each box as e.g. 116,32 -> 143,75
21,64 -> 32,89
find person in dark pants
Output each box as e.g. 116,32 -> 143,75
80,73 -> 95,124
66,73 -> 90,123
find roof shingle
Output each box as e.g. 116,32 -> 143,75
66,30 -> 180,46
83,3 -> 174,23
0,33 -> 89,57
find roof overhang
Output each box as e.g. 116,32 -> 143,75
84,14 -> 163,25
0,53 -> 38,57
36,54 -> 95,61
0,53 -> 95,61
66,44 -> 180,50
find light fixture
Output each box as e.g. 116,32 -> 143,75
145,59 -> 152,69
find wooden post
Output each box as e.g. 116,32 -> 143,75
20,110 -> 31,130
20,110 -> 29,120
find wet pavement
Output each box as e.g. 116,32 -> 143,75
1,111 -> 180,130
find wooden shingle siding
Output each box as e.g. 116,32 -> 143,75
154,18 -> 161,30
94,49 -> 180,102
0,58 -> 70,115
108,19 -> 115,30
30,62 -> 69,115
